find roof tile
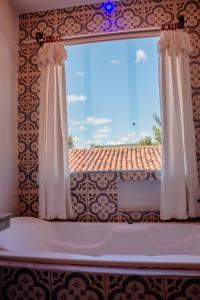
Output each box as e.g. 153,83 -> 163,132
69,146 -> 161,172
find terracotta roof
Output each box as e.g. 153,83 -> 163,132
69,146 -> 161,172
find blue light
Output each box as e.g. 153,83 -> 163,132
104,1 -> 114,14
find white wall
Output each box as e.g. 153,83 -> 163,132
118,180 -> 160,210
0,0 -> 18,214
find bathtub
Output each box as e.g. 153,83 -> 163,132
0,217 -> 200,269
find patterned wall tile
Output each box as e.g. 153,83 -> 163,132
84,4 -> 115,34
56,6 -> 84,37
115,7 -> 143,30
114,0 -> 143,24
19,18 -> 29,44
17,0 -> 200,219
189,30 -> 200,60
195,124 -> 200,155
28,41 -> 41,74
144,1 -> 175,27
28,73 -> 40,98
106,274 -> 164,300
177,1 -> 200,30
1,267 -> 51,300
70,173 -> 88,221
19,43 -> 29,75
119,210 -> 153,223
18,159 -> 39,217
192,93 -> 200,122
197,157 -> 200,181
88,191 -> 118,222
51,271 -> 105,299
119,170 -> 152,181
29,14 -> 55,41
165,276 -> 200,299
18,183 -> 30,216
152,210 -> 161,222
2,266 -> 200,300
86,172 -> 118,221
190,60 -> 200,90
87,172 -> 117,192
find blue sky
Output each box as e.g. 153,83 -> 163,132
65,36 -> 160,148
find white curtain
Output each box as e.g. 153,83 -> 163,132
38,43 -> 74,220
158,30 -> 200,220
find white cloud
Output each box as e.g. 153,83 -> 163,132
67,94 -> 87,104
106,131 -> 152,145
78,125 -> 85,131
97,126 -> 111,134
135,49 -> 147,63
75,71 -> 84,77
110,59 -> 120,64
93,133 -> 109,140
85,116 -> 112,125
68,118 -> 80,126
85,139 -> 101,145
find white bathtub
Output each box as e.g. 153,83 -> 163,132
0,217 -> 200,269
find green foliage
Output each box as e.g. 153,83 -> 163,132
138,136 -> 152,145
68,135 -> 75,148
152,113 -> 161,145
90,143 -> 102,148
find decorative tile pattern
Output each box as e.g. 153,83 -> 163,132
195,124 -> 200,155
192,93 -> 200,122
107,275 -> 164,300
145,4 -> 175,27
178,1 -> 200,29
0,214 -> 11,232
88,172 -> 117,192
1,267 -> 50,300
88,191 -> 118,222
70,173 -> 88,221
190,61 -> 200,90
86,172 -> 118,222
18,0 -> 200,220
119,170 -> 151,181
51,271 -> 105,300
56,6 -> 84,37
115,8 -> 143,30
2,265 -> 200,299
119,210 -> 154,223
84,4 -> 114,34
165,276 -> 200,299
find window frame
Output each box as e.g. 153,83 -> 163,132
65,30 -> 161,174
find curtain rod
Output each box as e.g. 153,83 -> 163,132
35,15 -> 185,47
35,27 -> 160,47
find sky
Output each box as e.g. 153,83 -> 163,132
65,36 -> 160,148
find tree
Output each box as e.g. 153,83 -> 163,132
152,113 -> 161,145
138,136 -> 152,145
68,135 -> 75,148
90,143 -> 102,148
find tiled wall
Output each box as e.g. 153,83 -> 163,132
18,0 -> 200,219
71,171 -> 160,222
0,0 -> 18,214
1,263 -> 200,299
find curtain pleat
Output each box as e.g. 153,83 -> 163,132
158,31 -> 200,220
38,44 -> 74,220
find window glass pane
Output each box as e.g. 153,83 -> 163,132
65,37 -> 161,171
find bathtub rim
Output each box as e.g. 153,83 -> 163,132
1,251 -> 200,270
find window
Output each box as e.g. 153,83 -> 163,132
65,36 -> 161,172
